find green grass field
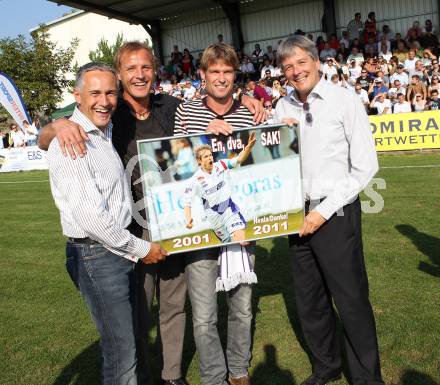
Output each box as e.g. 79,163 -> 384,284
1,153 -> 439,385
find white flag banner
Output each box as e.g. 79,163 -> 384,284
0,71 -> 31,130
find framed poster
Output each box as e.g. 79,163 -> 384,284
136,123 -> 304,254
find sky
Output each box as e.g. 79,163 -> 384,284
0,0 -> 75,39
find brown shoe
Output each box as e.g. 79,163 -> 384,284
229,375 -> 252,385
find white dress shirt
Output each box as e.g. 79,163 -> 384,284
373,99 -> 392,114
393,101 -> 412,113
11,130 -> 25,147
274,78 -> 378,219
47,108 -> 150,262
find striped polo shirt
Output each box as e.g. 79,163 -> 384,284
174,98 -> 255,135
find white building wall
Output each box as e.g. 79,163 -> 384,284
240,0 -> 324,54
37,11 -> 151,107
160,0 -> 324,61
335,0 -> 438,37
161,7 -> 231,62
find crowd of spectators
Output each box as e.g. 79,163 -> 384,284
155,16 -> 440,116
0,119 -> 40,149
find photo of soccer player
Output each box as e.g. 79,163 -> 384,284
183,131 -> 256,243
136,123 -> 304,254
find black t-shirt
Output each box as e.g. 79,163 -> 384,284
111,93 -> 180,235
356,75 -> 373,91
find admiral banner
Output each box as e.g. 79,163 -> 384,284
370,110 -> 440,151
136,124 -> 304,254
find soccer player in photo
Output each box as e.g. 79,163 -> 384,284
184,131 -> 256,243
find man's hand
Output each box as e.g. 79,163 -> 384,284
186,218 -> 194,229
299,211 -> 326,237
206,119 -> 233,135
282,118 -> 299,127
241,95 -> 266,123
141,243 -> 168,264
55,119 -> 89,159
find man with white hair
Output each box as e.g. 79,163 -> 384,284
273,35 -> 384,385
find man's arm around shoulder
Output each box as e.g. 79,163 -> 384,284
38,119 -> 89,159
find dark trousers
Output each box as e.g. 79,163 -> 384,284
135,253 -> 187,383
289,198 -> 384,385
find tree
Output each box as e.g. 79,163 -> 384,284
0,26 -> 78,116
89,33 -> 124,66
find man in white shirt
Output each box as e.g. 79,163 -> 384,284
46,62 -> 167,385
346,47 -> 364,65
393,93 -> 412,113
183,79 -> 196,100
370,93 -> 392,114
10,124 -> 25,147
390,64 -> 409,87
339,30 -> 349,49
347,60 -> 361,82
354,83 -> 370,109
388,79 -> 407,104
404,49 -> 418,73
322,57 -> 338,81
273,35 -> 384,385
23,120 -> 38,146
260,58 -> 275,79
159,73 -> 173,94
378,44 -> 392,62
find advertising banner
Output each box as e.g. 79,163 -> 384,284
0,71 -> 31,129
136,124 -> 304,254
370,110 -> 440,151
0,146 -> 48,173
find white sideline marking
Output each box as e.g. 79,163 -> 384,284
381,164 -> 440,169
0,164 -> 439,183
0,180 -> 49,184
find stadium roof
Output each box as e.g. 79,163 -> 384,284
47,0 -> 241,25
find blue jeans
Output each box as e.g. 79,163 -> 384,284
66,241 -> 138,385
185,249 -> 254,385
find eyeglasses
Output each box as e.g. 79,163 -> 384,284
303,102 -> 313,124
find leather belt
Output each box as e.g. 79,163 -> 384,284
67,237 -> 100,245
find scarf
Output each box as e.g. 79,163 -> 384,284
216,243 -> 257,292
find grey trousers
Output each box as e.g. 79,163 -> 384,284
185,248 -> 254,385
135,253 -> 187,383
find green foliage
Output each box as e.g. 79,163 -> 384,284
0,26 -> 78,116
88,33 -> 124,67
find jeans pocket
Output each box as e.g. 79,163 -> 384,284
83,245 -> 109,260
66,244 -> 80,290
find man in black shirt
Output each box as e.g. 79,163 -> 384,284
356,69 -> 374,92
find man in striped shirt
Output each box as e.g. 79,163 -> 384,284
175,43 -> 256,385
47,62 -> 167,385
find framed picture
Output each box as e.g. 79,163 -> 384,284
135,123 -> 304,254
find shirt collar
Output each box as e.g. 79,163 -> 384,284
70,107 -> 112,138
202,97 -> 241,117
289,76 -> 327,105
